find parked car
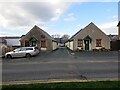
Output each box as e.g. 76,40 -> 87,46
59,44 -> 65,47
5,47 -> 39,59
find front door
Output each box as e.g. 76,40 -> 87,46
84,40 -> 89,50
32,41 -> 37,46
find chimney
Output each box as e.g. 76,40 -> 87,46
117,21 -> 120,40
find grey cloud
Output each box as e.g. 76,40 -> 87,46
19,2 -> 56,22
7,19 -> 32,27
0,2 -> 49,27
0,2 -> 70,29
0,3 -> 33,27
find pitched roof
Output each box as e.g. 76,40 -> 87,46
107,34 -> 118,41
69,22 -> 95,41
117,21 -> 120,26
6,39 -> 21,46
69,29 -> 83,41
2,36 -> 20,39
0,37 -> 21,46
21,25 -> 56,41
33,25 -> 54,40
54,38 -> 68,43
54,38 -> 61,43
69,22 -> 108,41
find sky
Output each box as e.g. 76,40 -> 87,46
0,0 -> 119,37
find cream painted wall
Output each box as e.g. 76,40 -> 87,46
41,48 -> 47,51
69,41 -> 74,50
52,41 -> 58,50
65,42 -> 68,47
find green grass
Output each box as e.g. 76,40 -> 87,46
1,81 -> 120,90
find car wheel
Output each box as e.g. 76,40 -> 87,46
7,54 -> 12,59
26,53 -> 31,58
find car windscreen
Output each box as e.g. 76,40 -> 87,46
21,48 -> 26,51
14,48 -> 21,52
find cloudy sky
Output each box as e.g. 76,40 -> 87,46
0,0 -> 119,37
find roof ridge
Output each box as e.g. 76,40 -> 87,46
34,25 -> 55,40
69,29 -> 83,41
21,25 -> 55,41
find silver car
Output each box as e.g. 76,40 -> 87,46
5,47 -> 39,59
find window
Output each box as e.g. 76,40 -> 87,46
41,35 -> 45,38
34,47 -> 38,50
96,39 -> 102,47
26,48 -> 33,50
41,40 -> 46,48
21,47 -> 26,51
25,40 -> 29,47
78,39 -> 83,47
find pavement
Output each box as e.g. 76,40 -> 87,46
1,47 -> 119,84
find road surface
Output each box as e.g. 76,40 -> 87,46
2,47 -> 119,84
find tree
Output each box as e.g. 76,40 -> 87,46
61,34 -> 70,39
52,34 -> 61,38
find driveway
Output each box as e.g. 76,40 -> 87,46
2,47 -> 119,84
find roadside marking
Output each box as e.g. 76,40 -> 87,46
67,50 -> 75,57
3,60 -> 119,66
2,78 -> 118,85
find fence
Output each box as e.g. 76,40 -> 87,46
110,40 -> 120,51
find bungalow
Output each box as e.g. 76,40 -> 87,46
20,25 -> 58,51
108,34 -> 118,41
109,21 -> 120,51
67,22 -> 110,51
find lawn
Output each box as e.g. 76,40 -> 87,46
1,81 -> 120,90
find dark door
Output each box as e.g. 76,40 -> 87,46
84,40 -> 89,50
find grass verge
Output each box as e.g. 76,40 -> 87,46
1,81 -> 120,90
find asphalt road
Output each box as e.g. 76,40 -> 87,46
2,47 -> 119,84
